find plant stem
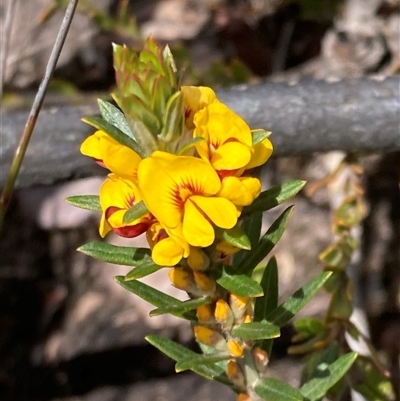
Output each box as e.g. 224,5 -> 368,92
0,0 -> 79,232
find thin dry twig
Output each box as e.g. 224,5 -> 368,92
0,0 -> 80,231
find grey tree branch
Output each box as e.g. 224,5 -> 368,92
1,75 -> 399,189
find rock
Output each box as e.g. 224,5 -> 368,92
54,373 -> 236,401
140,0 -> 210,41
2,0 -> 113,89
17,177 -> 104,230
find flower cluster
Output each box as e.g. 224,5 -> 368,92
81,85 -> 272,268
79,39 -> 275,400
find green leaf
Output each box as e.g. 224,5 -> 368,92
293,317 -> 325,336
352,357 -> 396,401
175,352 -> 231,372
267,271 -> 332,327
160,91 -> 184,142
150,297 -> 211,317
177,136 -> 205,155
232,321 -> 280,340
125,114 -> 159,157
123,200 -> 150,224
150,75 -> 172,122
255,378 -> 305,401
125,259 -> 161,280
66,195 -> 101,212
254,257 -> 279,356
236,206 -> 294,275
222,226 -> 251,250
254,257 -> 279,321
115,276 -> 184,312
299,352 -> 358,401
252,129 -> 272,146
119,93 -> 161,137
233,211 -> 262,268
242,181 -> 306,217
78,241 -> 151,266
82,115 -> 143,156
162,45 -> 177,86
216,266 -> 263,297
146,335 -> 231,386
98,99 -> 133,138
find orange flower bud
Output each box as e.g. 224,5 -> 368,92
196,304 -> 214,323
215,299 -> 234,329
228,338 -> 245,358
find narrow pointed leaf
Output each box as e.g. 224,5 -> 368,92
236,206 -> 294,275
78,241 -> 151,266
299,352 -> 358,401
352,357 -> 396,401
160,91 -> 184,142
146,335 -> 231,386
175,352 -> 231,372
254,257 -> 279,321
216,266 -> 263,297
125,260 -> 161,280
233,212 -> 262,267
126,114 -> 158,157
254,257 -> 279,356
150,297 -> 211,317
255,378 -> 305,401
252,129 -> 272,146
267,271 -> 332,327
222,226 -> 251,250
66,195 -> 101,212
115,276 -> 182,311
232,321 -> 280,340
98,99 -> 133,137
120,93 -> 161,137
123,200 -> 150,224
242,181 -> 306,217
82,115 -> 143,156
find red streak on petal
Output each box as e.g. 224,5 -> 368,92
112,222 -> 150,238
184,106 -> 191,120
105,206 -> 121,220
95,159 -> 106,168
218,169 -> 238,179
224,138 -> 240,144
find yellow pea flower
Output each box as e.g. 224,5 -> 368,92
218,176 -> 261,206
99,174 -> 153,238
181,86 -> 219,129
193,102 -> 253,173
80,130 -> 141,181
245,137 -> 273,170
146,222 -> 188,266
138,151 -> 238,248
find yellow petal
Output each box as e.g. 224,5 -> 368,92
194,103 -> 252,148
152,237 -> 184,266
100,175 -> 142,211
182,86 -> 218,129
81,130 -> 141,180
246,137 -> 273,170
211,142 -> 251,170
101,142 -> 142,181
190,195 -> 238,229
80,131 -> 104,159
183,199 -> 215,247
218,176 -> 261,206
138,151 -> 221,229
164,225 -> 191,258
99,214 -> 112,238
